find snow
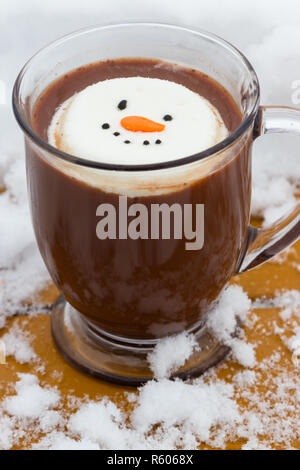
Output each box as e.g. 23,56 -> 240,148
1,323 -> 37,364
1,297 -> 300,452
206,286 -> 255,367
3,373 -> 60,420
147,286 -> 254,374
131,379 -> 240,445
33,433 -> 100,450
147,332 -> 198,379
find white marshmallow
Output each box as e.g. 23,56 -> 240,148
48,77 -> 228,165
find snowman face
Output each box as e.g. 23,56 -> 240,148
101,96 -> 170,145
48,77 -> 228,165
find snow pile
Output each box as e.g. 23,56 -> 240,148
1,373 -> 61,448
3,373 -> 60,421
0,158 -> 49,320
1,284 -> 300,450
147,332 -> 198,379
131,379 -> 240,448
146,286 -> 254,378
1,323 -> 37,364
2,333 -> 300,450
253,289 -> 300,309
207,286 -> 255,368
1,372 -> 240,450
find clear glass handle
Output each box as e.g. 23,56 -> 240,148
237,106 -> 300,273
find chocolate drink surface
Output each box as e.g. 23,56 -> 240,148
28,58 -> 251,340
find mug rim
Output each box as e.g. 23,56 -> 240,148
12,21 -> 260,172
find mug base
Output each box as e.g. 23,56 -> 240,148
51,297 -> 230,387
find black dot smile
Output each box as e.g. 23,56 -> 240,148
101,98 -> 172,144
102,126 -> 164,146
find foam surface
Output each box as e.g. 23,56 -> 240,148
48,77 -> 228,165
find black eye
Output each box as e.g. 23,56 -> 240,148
118,100 -> 127,110
163,114 -> 173,121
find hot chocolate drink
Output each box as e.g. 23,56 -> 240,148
28,58 -> 250,341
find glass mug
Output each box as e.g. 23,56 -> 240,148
13,23 -> 300,385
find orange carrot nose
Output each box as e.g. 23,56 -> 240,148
121,116 -> 165,132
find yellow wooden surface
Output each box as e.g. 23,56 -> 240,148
0,236 -> 300,450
